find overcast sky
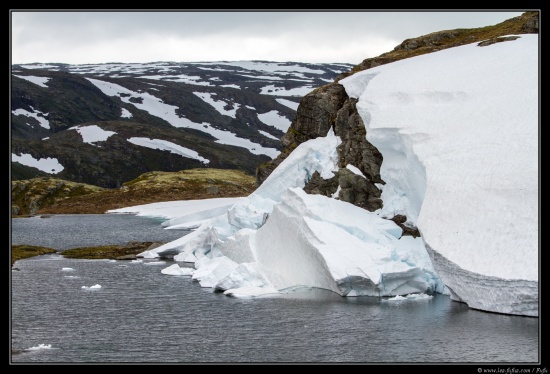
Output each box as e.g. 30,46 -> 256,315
10,10 -> 528,65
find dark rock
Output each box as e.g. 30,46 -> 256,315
390,214 -> 421,238
334,97 -> 384,185
207,185 -> 219,194
303,171 -> 339,197
520,11 -> 539,33
281,84 -> 348,147
257,83 -> 348,186
336,168 -> 382,211
477,36 -> 521,47
261,82 -> 385,213
394,31 -> 460,52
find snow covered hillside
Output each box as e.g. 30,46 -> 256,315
111,33 -> 538,317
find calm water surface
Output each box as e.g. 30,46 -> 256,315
11,213 -> 187,249
10,214 -> 540,364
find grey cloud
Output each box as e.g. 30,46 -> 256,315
10,10 -> 526,64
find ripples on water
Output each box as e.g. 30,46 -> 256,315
10,215 -> 540,363
11,214 -> 188,250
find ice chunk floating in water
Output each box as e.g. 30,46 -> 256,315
27,344 -> 53,351
161,264 -> 194,276
81,284 -> 102,290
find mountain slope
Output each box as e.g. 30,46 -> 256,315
11,61 -> 352,187
12,168 -> 256,216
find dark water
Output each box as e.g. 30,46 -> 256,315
10,215 -> 540,364
11,214 -> 188,250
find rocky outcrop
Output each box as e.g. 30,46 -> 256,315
281,83 -> 349,146
520,11 -> 539,33
477,36 -> 520,47
390,215 -> 421,238
256,83 -> 348,185
257,82 -> 385,213
11,177 -> 105,216
333,97 -> 384,211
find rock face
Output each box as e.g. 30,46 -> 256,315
256,83 -> 348,185
257,82 -> 384,213
333,97 -> 384,211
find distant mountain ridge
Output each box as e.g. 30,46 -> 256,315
11,60 -> 353,187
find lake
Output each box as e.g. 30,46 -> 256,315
10,214 -> 540,364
